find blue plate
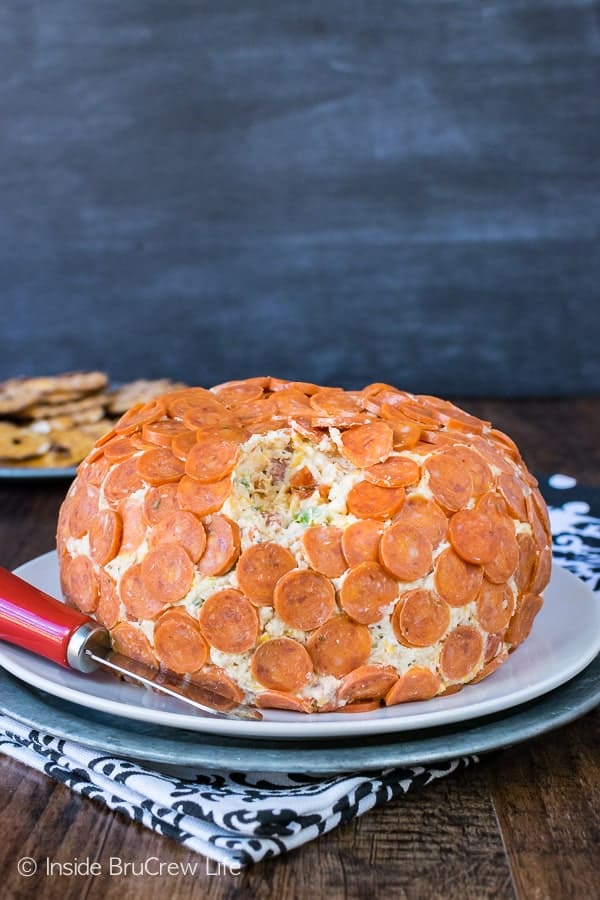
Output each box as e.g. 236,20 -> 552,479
0,656 -> 598,773
0,466 -> 76,480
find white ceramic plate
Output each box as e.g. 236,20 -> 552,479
0,551 -> 598,741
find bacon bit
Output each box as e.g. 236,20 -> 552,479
268,457 -> 288,486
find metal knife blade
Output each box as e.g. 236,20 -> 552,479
85,649 -> 262,721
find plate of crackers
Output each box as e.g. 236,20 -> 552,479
0,372 -> 187,478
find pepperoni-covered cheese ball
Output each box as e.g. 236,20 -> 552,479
56,379 -> 551,713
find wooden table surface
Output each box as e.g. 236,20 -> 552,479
1,398 -> 598,900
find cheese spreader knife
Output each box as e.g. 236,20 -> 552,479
0,566 -> 261,721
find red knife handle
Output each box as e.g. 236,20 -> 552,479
0,566 -> 107,670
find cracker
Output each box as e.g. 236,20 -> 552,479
0,422 -> 51,461
23,371 -> 109,396
19,393 -> 109,420
0,379 -> 44,416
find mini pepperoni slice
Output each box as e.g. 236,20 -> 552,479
142,418 -> 188,448
489,428 -> 521,461
425,448 -> 472,511
114,398 -> 166,435
290,417 -> 326,442
527,488 -> 551,550
130,436 -> 157,452
184,436 -> 239,483
165,387 -> 224,420
393,402 -> 441,429
119,500 -> 146,553
245,417 -> 289,435
270,377 -> 319,395
93,426 -> 118,448
530,544 -> 552,595
476,580 -> 515,633
346,481 -> 405,520
448,509 -> 498,565
251,638 -> 313,692
393,495 -> 448,548
468,435 -> 513,475
89,508 -> 123,566
197,514 -> 240,576
476,491 -> 508,521
79,455 -> 111,487
140,543 -> 195,605
198,588 -> 259,653
273,569 -> 336,631
96,570 -> 121,628
177,475 -> 231,516
385,667 -> 441,705
470,651 -> 509,684
149,510 -> 206,562
154,609 -> 209,674
179,392 -> 232,424
364,456 -> 420,488
307,615 -> 371,677
339,562 -> 398,625
392,589 -> 450,647
143,483 -> 179,526
120,562 -> 164,619
68,484 -> 100,539
337,665 -> 398,702
515,533 -> 537,591
196,423 -> 248,445
103,436 -> 138,463
212,377 -> 267,407
379,522 -> 433,581
484,632 -> 503,663
171,430 -> 197,460
104,457 -> 144,506
339,700 -> 382,713
484,518 -> 519,584
56,501 -> 71,557
531,487 -> 551,538
505,592 -> 544,646
497,473 -> 529,521
302,526 -> 346,578
236,542 -> 296,606
271,388 -> 313,417
341,519 -> 383,567
438,683 -> 464,697
137,448 -> 185,485
187,667 -> 245,711
61,555 -> 98,613
255,691 -> 313,713
425,446 -> 493,511
310,389 -> 362,417
111,622 -> 157,668
439,626 -> 483,681
379,407 -> 422,449
434,547 -> 483,606
340,422 -> 394,468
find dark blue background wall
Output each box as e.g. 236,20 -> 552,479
1,1 -> 599,395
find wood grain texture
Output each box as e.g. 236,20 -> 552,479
0,398 -> 598,898
0,2 -> 599,394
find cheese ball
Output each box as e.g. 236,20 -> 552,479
56,379 -> 551,713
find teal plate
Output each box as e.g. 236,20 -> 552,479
1,656 -> 598,773
0,465 -> 76,480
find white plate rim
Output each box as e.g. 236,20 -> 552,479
0,551 -> 598,741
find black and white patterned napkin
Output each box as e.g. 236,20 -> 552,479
0,475 -> 598,867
